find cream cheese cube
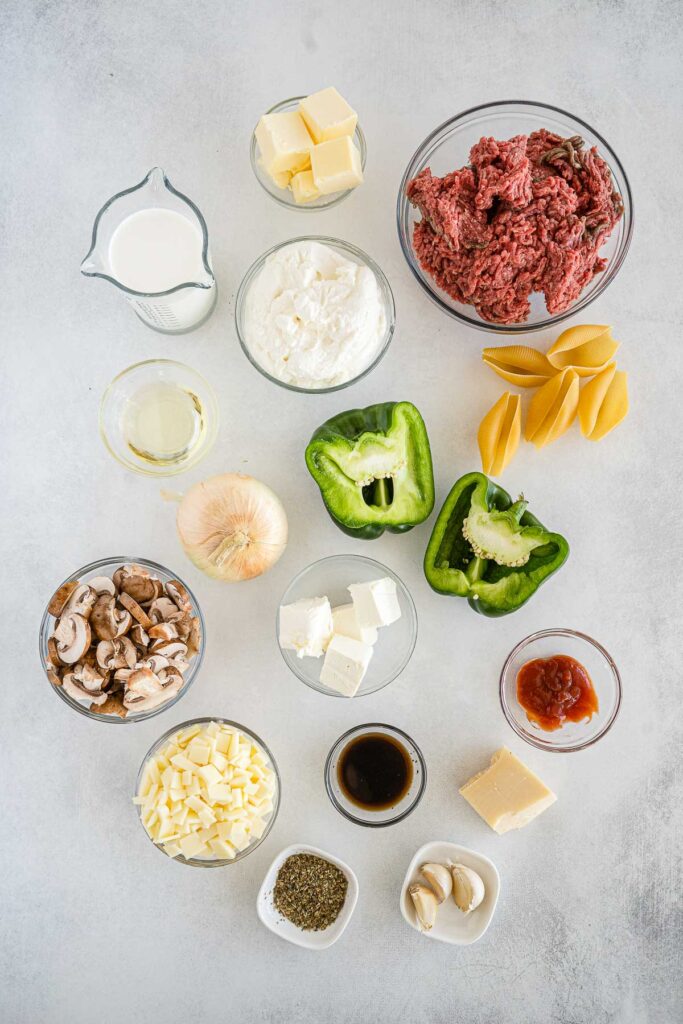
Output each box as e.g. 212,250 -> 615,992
299,87 -> 358,144
279,596 -> 333,658
319,634 -> 373,697
348,577 -> 401,629
331,603 -> 378,646
255,111 -> 313,177
291,169 -> 321,204
311,136 -> 363,194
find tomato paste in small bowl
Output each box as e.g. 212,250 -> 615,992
499,628 -> 621,752
397,101 -> 633,333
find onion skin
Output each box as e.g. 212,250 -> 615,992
176,473 -> 288,582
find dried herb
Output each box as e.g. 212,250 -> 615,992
273,853 -> 348,931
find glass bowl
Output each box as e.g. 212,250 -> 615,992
277,554 -> 417,697
135,717 -> 280,867
99,359 -> 219,476
38,556 -> 205,724
396,100 -> 634,333
325,723 -> 427,827
250,96 -> 367,211
499,628 -> 622,752
234,236 -> 395,393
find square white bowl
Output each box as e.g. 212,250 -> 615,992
257,844 -> 359,949
399,840 -> 500,945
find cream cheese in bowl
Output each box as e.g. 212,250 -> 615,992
236,237 -> 395,393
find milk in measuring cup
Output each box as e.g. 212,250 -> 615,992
109,209 -> 204,293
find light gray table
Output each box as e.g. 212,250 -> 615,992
2,2 -> 681,1022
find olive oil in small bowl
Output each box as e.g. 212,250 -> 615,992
100,359 -> 218,476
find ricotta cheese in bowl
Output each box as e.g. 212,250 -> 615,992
236,238 -> 394,391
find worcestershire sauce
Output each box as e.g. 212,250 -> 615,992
338,733 -> 413,810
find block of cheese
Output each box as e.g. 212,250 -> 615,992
255,110 -> 313,177
311,136 -> 363,195
459,748 -> 557,834
279,596 -> 333,659
299,86 -> 357,144
290,169 -> 321,205
348,577 -> 401,629
319,633 -> 373,697
331,603 -> 377,646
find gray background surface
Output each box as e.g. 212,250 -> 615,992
1,1 -> 681,1022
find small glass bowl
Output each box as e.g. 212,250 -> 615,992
499,628 -> 622,753
397,100 -> 634,333
250,96 -> 367,211
99,359 -> 219,476
325,723 -> 427,827
235,236 -> 395,394
135,717 -> 280,867
277,554 -> 417,697
38,556 -> 205,724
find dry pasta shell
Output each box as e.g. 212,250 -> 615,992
579,363 -> 629,441
546,324 -> 620,377
482,345 -> 555,387
478,392 -> 521,476
525,368 -> 580,448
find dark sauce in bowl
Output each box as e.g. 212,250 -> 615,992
338,733 -> 413,810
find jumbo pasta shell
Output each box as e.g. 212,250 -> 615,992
482,345 -> 555,387
546,324 -> 620,377
579,363 -> 629,441
478,392 -> 521,476
525,369 -> 580,448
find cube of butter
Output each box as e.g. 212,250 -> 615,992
459,748 -> 556,834
290,169 -> 321,205
299,86 -> 357,144
311,136 -> 363,195
255,111 -> 313,177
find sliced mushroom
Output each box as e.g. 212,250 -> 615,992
123,667 -> 164,709
173,614 -> 193,641
141,654 -> 170,674
62,584 -> 98,621
53,613 -> 92,665
47,668 -> 63,687
158,667 -> 184,690
47,580 -> 79,617
114,609 -> 132,637
129,623 -> 150,650
147,597 -> 182,623
88,575 -> 117,596
47,635 -> 64,668
62,671 -> 107,706
118,592 -> 153,630
167,656 -> 190,674
186,617 -> 201,658
120,574 -> 158,605
90,594 -> 119,641
96,637 -> 137,672
72,661 -> 106,692
90,692 -> 127,718
149,639 -> 188,659
166,580 -> 192,613
147,621 -> 178,642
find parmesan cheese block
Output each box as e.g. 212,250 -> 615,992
459,747 -> 556,834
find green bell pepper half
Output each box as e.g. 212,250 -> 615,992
424,471 -> 569,616
305,401 -> 435,539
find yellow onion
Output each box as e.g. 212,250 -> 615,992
176,473 -> 288,582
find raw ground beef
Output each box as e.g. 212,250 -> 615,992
407,130 -> 623,324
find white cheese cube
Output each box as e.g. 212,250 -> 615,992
331,603 -> 378,646
320,634 -> 373,697
348,577 -> 401,629
279,596 -> 333,658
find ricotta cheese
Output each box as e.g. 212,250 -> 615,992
243,240 -> 386,389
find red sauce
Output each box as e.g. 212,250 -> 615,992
516,655 -> 599,732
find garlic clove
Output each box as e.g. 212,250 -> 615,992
449,863 -> 486,914
176,473 -> 288,582
420,862 -> 453,904
408,883 -> 438,932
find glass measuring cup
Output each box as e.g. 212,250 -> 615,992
81,167 -> 217,334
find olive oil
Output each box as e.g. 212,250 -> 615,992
122,381 -> 205,467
